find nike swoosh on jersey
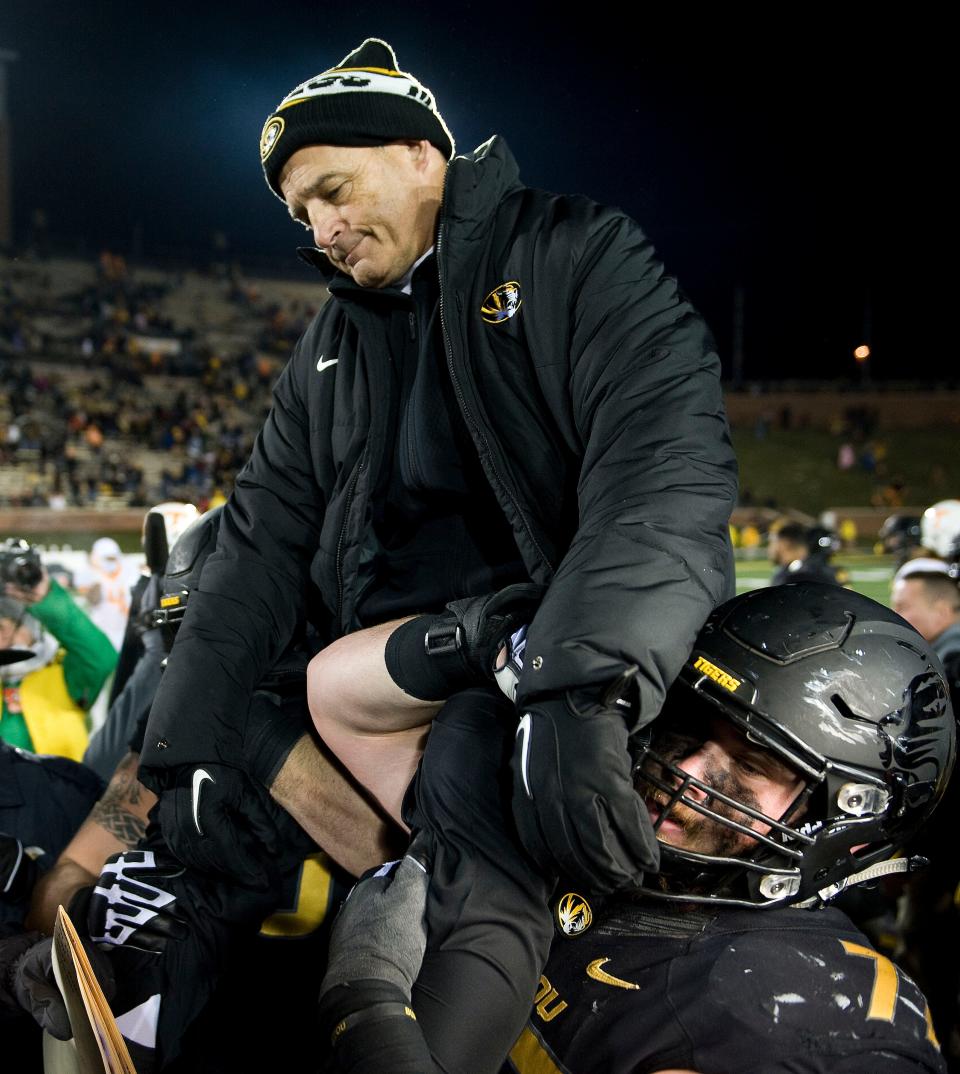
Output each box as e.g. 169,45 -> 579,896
586,958 -> 641,990
316,355 -> 339,372
191,769 -> 215,836
516,713 -> 533,798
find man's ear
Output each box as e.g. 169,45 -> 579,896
396,139 -> 443,177
405,139 -> 433,170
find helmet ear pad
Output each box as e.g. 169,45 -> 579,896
632,583 -> 956,909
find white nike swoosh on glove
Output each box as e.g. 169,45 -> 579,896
516,714 -> 533,798
191,768 -> 215,835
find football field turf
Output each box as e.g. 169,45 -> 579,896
735,555 -> 896,607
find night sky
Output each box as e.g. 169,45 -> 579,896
0,3 -> 948,381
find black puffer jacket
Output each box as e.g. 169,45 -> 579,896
140,137 -> 737,778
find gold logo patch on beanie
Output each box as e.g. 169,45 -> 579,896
260,116 -> 285,163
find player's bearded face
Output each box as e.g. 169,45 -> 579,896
641,733 -> 765,856
637,718 -> 804,859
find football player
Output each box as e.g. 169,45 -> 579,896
319,583 -> 954,1074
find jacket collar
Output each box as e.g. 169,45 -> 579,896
440,135 -> 522,240
295,135 -> 522,287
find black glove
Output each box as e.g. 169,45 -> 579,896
0,929 -> 44,1017
157,763 -> 282,888
511,694 -> 659,892
0,832 -> 40,903
426,583 -> 545,679
9,934 -> 115,1040
77,849 -> 189,954
12,937 -> 73,1039
319,854 -> 430,1004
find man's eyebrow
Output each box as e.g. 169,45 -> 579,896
745,744 -> 800,782
286,172 -> 348,219
732,733 -> 790,773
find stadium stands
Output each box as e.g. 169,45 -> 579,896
1,251 -> 324,509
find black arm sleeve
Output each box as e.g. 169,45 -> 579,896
320,983 -> 442,1074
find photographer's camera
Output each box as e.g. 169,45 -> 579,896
0,539 -> 44,589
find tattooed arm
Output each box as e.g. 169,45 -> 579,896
25,751 -> 157,934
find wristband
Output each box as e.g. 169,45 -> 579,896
331,1001 -> 417,1046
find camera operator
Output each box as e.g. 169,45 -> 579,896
0,539 -> 117,760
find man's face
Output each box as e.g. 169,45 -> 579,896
278,142 -> 441,289
767,533 -> 785,565
640,715 -> 804,858
768,534 -> 801,567
891,578 -> 952,642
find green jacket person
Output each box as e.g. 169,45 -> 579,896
0,568 -> 117,760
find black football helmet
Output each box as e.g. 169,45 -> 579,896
878,513 -> 923,566
146,505 -> 308,692
147,507 -> 222,649
633,582 -> 955,908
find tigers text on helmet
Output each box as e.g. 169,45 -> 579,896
633,582 -> 955,909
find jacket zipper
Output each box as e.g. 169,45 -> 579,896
335,446 -> 367,631
436,186 -> 555,574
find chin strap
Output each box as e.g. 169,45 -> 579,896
796,854 -> 928,908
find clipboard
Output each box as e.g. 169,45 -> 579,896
49,905 -> 138,1074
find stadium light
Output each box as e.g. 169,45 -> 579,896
853,344 -> 871,362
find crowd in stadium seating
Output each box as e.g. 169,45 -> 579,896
1,250 -> 319,509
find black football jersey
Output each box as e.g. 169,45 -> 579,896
504,897 -> 945,1074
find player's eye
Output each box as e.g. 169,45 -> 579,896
736,754 -> 766,778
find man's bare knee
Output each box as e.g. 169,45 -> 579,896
307,644 -> 344,734
308,619 -> 442,737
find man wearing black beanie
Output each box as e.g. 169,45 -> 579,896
138,36 -> 738,1073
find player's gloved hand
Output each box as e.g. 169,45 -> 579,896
426,583 -> 544,680
0,929 -> 44,1017
319,852 -> 430,1004
11,936 -> 73,1039
0,831 -> 40,903
74,849 -> 189,954
157,762 -> 281,888
9,934 -> 115,1040
511,692 -> 659,892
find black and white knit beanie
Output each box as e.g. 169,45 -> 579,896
259,37 -> 455,198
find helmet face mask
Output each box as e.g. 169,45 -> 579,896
632,583 -> 955,909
